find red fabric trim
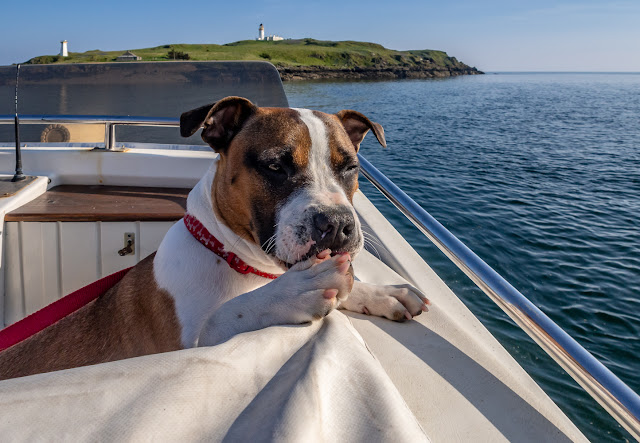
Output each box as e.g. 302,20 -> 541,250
183,213 -> 281,280
0,267 -> 132,353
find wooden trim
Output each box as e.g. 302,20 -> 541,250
5,185 -> 190,222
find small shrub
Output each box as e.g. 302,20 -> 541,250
167,49 -> 190,60
259,52 -> 271,60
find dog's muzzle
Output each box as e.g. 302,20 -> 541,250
310,206 -> 357,253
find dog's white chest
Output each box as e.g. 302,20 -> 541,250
154,221 -> 267,347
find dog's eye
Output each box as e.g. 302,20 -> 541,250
263,162 -> 288,179
343,163 -> 359,174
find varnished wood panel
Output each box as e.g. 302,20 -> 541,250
5,185 -> 190,222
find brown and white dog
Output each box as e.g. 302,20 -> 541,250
0,97 -> 429,380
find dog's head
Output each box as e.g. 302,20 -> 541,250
180,96 -> 386,267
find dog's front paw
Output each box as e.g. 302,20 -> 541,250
281,250 -> 354,323
340,281 -> 430,322
198,251 -> 354,347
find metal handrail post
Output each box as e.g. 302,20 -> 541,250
357,154 -> 640,439
107,123 -> 116,150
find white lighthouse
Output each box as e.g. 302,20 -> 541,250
60,40 -> 68,57
256,24 -> 284,41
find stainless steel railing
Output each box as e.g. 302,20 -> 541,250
2,114 -> 639,439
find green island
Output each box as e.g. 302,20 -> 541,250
26,39 -> 482,81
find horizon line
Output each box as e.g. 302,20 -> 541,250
484,70 -> 640,74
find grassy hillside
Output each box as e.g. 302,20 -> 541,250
26,39 -> 474,71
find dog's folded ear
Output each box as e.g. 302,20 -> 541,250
180,96 -> 258,152
335,110 -> 387,151
180,103 -> 215,138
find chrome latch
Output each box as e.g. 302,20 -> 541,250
118,233 -> 135,256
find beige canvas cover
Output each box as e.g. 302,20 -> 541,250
0,310 -> 428,442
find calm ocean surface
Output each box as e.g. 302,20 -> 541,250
2,71 -> 638,440
284,73 -> 640,441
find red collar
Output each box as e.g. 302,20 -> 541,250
183,213 -> 281,280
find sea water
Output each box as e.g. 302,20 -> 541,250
284,73 -> 640,441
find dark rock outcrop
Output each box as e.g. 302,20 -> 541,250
278,65 -> 482,81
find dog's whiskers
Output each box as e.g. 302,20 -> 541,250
363,238 -> 382,261
262,223 -> 283,255
265,237 -> 277,254
363,236 -> 385,252
362,229 -> 387,252
261,234 -> 277,252
362,229 -> 387,261
265,241 -> 275,254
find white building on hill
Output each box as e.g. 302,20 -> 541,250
257,24 -> 284,41
59,40 -> 68,57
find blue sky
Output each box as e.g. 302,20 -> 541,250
1,0 -> 639,71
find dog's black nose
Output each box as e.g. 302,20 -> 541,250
311,207 -> 356,252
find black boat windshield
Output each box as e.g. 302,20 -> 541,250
0,61 -> 288,148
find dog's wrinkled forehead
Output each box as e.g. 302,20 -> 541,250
232,107 -> 358,182
234,108 -> 309,164
296,109 -> 354,183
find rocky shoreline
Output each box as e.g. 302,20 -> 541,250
277,65 -> 483,81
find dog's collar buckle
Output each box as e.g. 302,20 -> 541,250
226,252 -> 250,273
183,213 -> 280,280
